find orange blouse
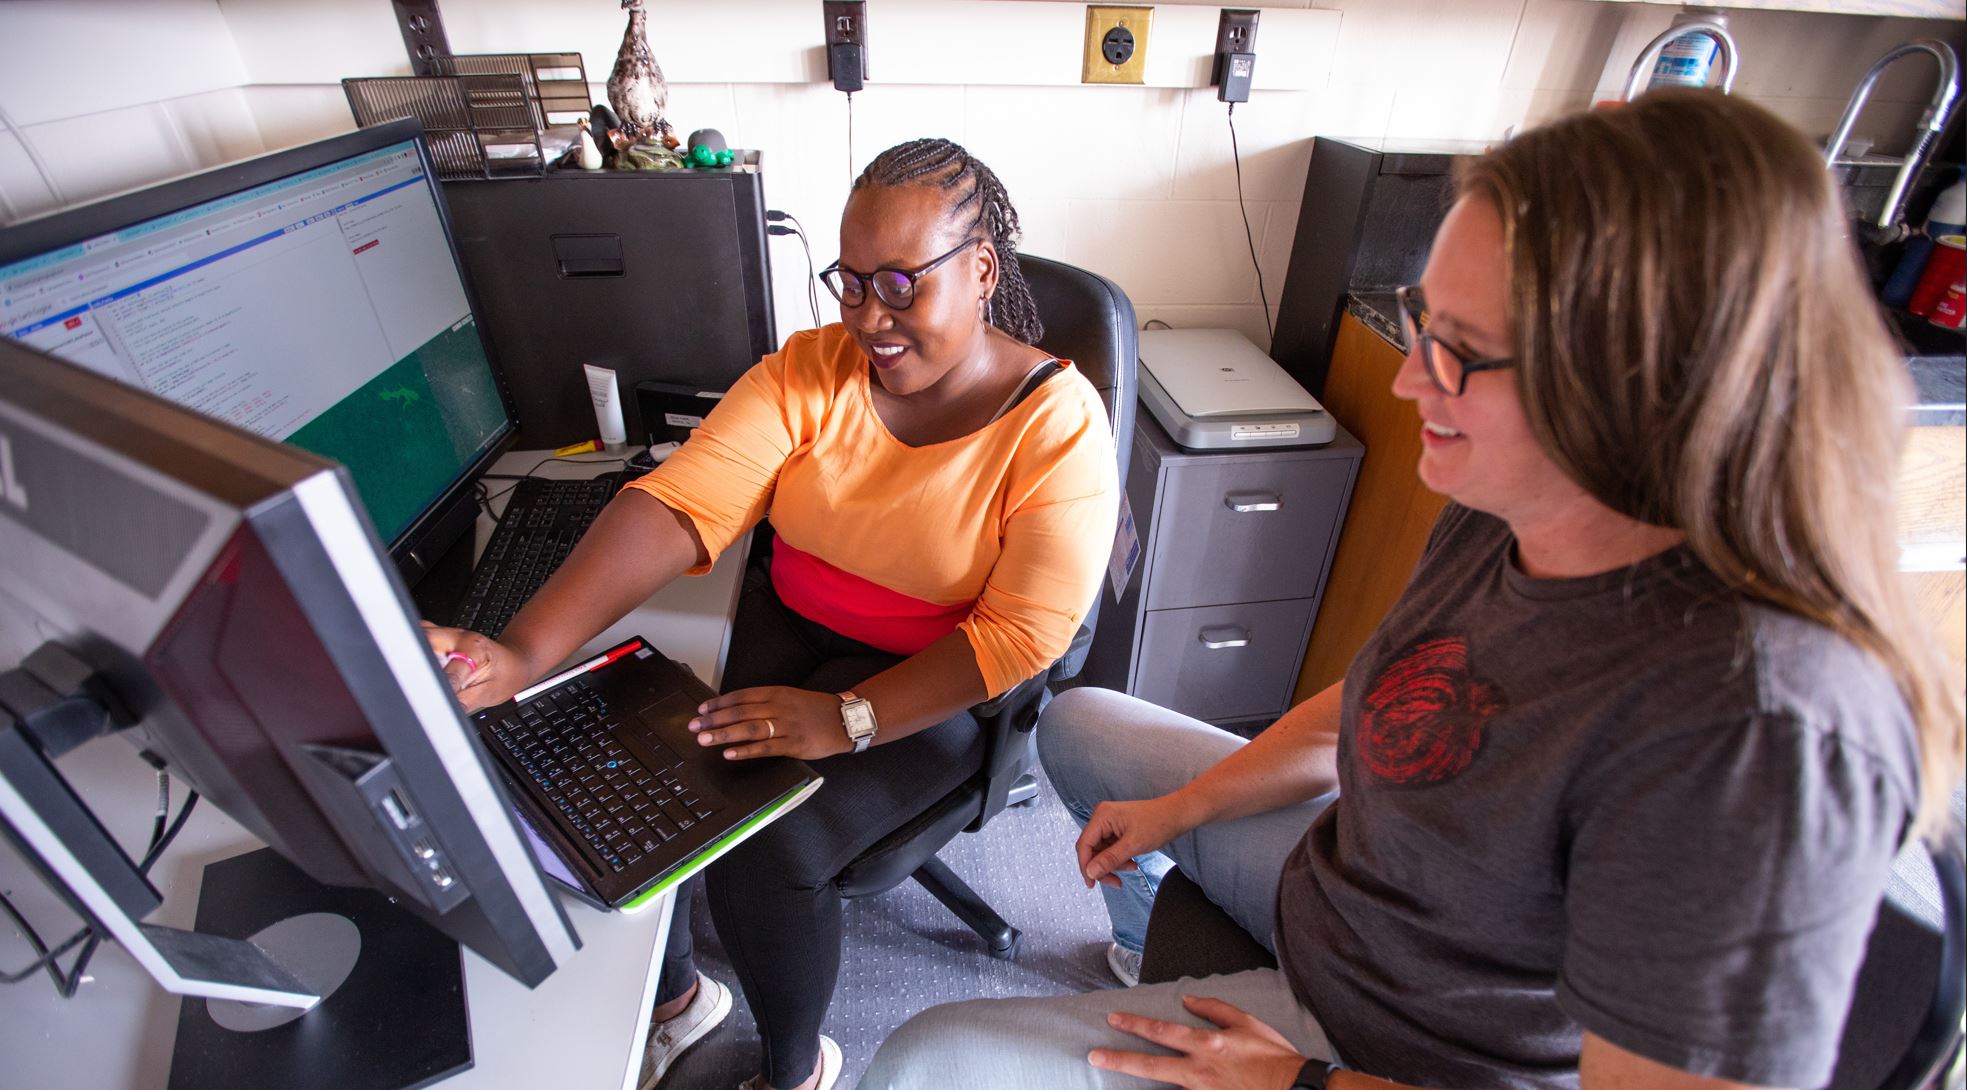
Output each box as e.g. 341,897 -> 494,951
623,324 -> 1118,697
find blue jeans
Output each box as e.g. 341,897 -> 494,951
1035,687 -> 1333,955
860,688 -> 1339,1090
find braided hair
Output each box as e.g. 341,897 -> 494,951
853,138 -> 1044,346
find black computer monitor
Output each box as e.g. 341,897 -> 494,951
0,118 -> 511,593
0,338 -> 579,1016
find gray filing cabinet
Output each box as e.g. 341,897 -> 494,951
1084,410 -> 1362,728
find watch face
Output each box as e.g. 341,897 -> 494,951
843,702 -> 876,736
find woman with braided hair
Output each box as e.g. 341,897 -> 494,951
422,136 -> 1118,1090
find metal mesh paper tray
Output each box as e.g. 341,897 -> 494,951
343,72 -> 545,180
430,52 -> 591,130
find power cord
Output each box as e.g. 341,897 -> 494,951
477,452 -> 628,509
1,770 -> 200,998
1226,103 -> 1274,345
766,211 -> 823,328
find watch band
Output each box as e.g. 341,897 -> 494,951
1291,1058 -> 1339,1090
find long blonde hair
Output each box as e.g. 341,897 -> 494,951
1458,89 -> 1963,838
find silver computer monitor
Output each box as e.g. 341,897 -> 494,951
0,336 -> 578,1001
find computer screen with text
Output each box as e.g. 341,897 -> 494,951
0,138 -> 507,545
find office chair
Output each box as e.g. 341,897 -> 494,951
831,254 -> 1138,959
1138,809 -> 1967,1090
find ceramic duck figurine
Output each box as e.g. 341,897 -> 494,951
607,0 -> 671,143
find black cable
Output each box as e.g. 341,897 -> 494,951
58,789 -> 201,998
475,453 -> 626,518
0,919 -> 89,986
474,479 -> 502,525
846,92 -> 856,184
1226,103 -> 1274,344
766,222 -> 823,328
479,452 -> 626,483
792,227 -> 821,328
2,772 -> 200,998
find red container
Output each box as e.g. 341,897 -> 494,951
1908,234 -> 1966,317
1930,279 -> 1966,330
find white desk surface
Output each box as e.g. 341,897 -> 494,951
0,448 -> 746,1090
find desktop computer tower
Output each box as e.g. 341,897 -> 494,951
442,164 -> 778,447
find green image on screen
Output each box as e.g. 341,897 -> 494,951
286,319 -> 505,542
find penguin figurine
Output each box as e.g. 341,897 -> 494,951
607,0 -> 672,143
589,103 -> 624,167
574,118 -> 604,171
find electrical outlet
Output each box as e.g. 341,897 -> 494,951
1212,8 -> 1258,103
1211,9 -> 1259,85
1083,6 -> 1152,86
823,1 -> 868,93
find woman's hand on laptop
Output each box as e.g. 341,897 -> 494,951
687,686 -> 853,761
421,621 -> 526,714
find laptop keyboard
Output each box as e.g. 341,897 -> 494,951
452,474 -> 623,638
483,678 -> 719,874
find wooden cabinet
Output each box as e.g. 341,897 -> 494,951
1084,409 -> 1362,729
1292,312 -> 1446,702
1899,423 -> 1967,698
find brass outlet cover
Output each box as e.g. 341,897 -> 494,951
1083,5 -> 1152,85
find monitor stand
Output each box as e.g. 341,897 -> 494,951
167,847 -> 471,1090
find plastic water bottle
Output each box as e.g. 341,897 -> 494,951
1649,11 -> 1727,90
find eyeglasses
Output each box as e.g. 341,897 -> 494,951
820,237 -> 981,311
1395,284 -> 1515,397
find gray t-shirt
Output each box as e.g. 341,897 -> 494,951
1274,504 -> 1919,1089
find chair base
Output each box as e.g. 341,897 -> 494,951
1006,771 -> 1039,808
913,856 -> 1021,960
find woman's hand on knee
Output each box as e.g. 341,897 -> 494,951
688,686 -> 852,761
1076,795 -> 1198,889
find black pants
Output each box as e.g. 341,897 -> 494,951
653,555 -> 986,1087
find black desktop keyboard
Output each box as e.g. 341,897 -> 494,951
482,679 -> 719,874
451,472 -> 627,638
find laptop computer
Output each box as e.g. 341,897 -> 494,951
471,635 -> 822,912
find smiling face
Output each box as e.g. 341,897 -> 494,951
836,184 -> 998,399
1391,196 -> 1587,524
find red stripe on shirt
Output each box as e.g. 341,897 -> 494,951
770,537 -> 973,656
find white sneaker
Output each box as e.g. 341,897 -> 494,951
737,1035 -> 842,1090
1106,942 -> 1143,988
639,973 -> 732,1089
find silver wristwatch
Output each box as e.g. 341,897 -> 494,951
838,690 -> 878,753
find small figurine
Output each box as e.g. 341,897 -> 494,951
574,118 -> 604,170
608,0 -> 673,144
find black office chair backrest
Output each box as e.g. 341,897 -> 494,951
1019,253 -> 1137,475
1828,812 -> 1966,1090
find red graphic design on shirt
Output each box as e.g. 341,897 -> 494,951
1359,636 -> 1505,785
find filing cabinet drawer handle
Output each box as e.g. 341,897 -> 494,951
1224,491 -> 1282,513
1198,625 -> 1251,649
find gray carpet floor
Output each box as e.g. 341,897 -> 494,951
656,762 -> 1122,1090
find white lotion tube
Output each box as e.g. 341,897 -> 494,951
584,363 -> 628,452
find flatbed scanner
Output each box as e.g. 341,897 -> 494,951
1137,328 -> 1335,450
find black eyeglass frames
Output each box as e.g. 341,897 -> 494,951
820,237 -> 982,311
1394,284 -> 1515,397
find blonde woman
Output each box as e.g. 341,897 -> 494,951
861,89 -> 1963,1090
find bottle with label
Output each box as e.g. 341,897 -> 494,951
1649,10 -> 1728,90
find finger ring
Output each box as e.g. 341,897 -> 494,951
444,652 -> 480,673
766,719 -> 776,740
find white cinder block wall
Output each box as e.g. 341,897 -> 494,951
1,0 -> 1961,350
